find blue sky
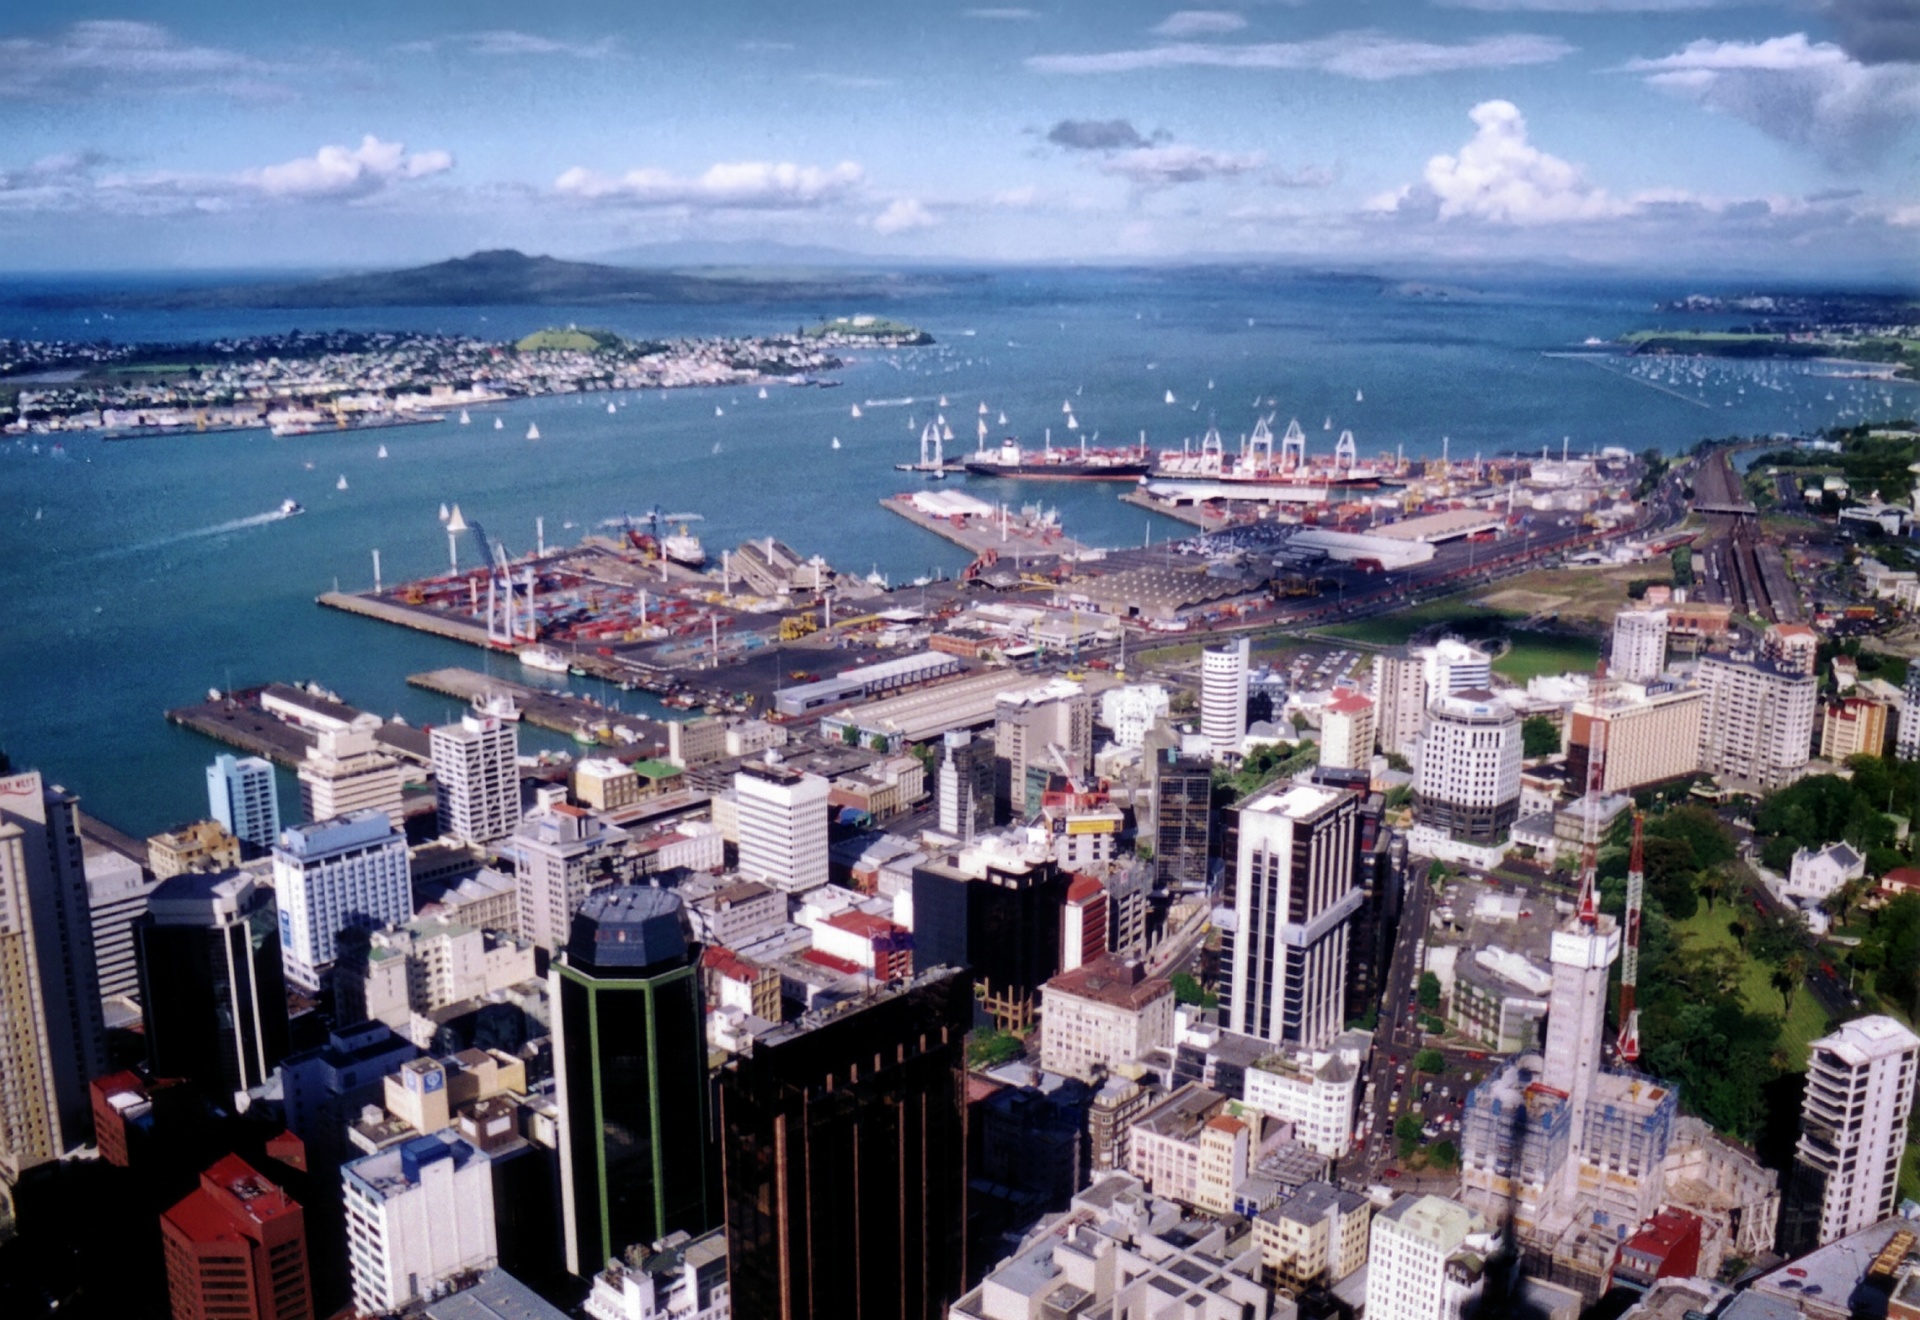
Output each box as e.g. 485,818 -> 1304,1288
0,1 -> 1916,274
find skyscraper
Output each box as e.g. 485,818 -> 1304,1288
342,1132 -> 499,1314
207,754 -> 281,854
912,846 -> 1067,1032
720,967 -> 971,1320
552,887 -> 713,1277
1319,691 -> 1376,772
1779,1015 -> 1920,1256
1371,649 -> 1429,759
1544,909 -> 1622,1199
271,810 -> 412,992
297,728 -> 404,830
936,730 -> 993,842
1899,668 -> 1920,760
1413,691 -> 1523,850
1697,651 -> 1817,792
1224,784 -> 1360,1050
1611,608 -> 1669,684
994,678 -> 1093,817
135,870 -> 290,1103
512,801 -> 631,953
734,762 -> 830,894
86,839 -> 162,1004
1151,746 -> 1213,890
1200,637 -> 1249,758
161,1154 -> 314,1320
0,769 -> 108,1173
432,704 -> 522,844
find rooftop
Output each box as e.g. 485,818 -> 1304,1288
1046,955 -> 1171,1011
418,1269 -> 571,1320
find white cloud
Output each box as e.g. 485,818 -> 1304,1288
965,8 -> 1041,18
873,198 -> 937,233
1890,204 -> 1920,226
1440,0 -> 1721,10
1623,33 -> 1920,168
1405,100 -> 1625,223
992,185 -> 1042,207
806,73 -> 897,89
437,30 -> 620,58
1100,144 -> 1265,186
244,136 -> 453,199
1028,30 -> 1574,79
554,160 -> 865,208
1152,11 -> 1249,38
0,19 -> 285,100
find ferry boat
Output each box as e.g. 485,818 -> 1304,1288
518,645 -> 571,673
662,528 -> 706,568
963,436 -> 1150,481
1151,417 -> 1386,487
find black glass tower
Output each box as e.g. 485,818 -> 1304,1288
552,885 -> 712,1277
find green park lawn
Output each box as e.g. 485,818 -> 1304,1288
1491,634 -> 1602,683
1672,902 -> 1831,1069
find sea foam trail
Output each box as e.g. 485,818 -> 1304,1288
95,507 -> 298,560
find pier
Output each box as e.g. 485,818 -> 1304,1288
165,685 -> 432,770
1118,488 -> 1231,532
408,668 -> 672,752
880,492 -> 1090,561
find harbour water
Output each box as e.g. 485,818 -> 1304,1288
0,267 -> 1907,833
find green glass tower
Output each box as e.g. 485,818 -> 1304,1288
552,885 -> 712,1277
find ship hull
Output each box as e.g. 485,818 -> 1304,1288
963,460 -> 1150,480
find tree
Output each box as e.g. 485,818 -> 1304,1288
1171,972 -> 1209,1006
1522,716 -> 1561,759
1774,952 -> 1809,1017
1413,1048 -> 1446,1074
1751,910 -> 1811,967
1395,1114 -> 1423,1160
1431,1140 -> 1459,1172
1824,876 -> 1869,929
1417,971 -> 1442,1010
1699,864 -> 1729,913
967,1030 -> 1024,1069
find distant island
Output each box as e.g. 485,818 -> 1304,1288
15,248 -> 963,311
801,316 -> 932,346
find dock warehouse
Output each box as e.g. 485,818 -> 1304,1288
820,668 -> 1066,749
773,649 -> 964,718
1285,529 -> 1435,570
1059,565 -> 1268,625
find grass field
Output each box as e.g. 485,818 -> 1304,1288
1673,903 -> 1831,1069
1314,597 -> 1520,646
1493,634 -> 1602,682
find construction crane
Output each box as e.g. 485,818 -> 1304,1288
1618,811 -> 1645,1066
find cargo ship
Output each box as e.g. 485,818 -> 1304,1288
1152,417 -> 1388,487
963,436 -> 1151,481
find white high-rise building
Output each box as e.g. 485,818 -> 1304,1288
85,841 -> 161,1004
1099,684 -> 1170,750
1201,638 -> 1250,758
299,727 -> 405,829
1610,609 -> 1669,684
1372,650 -> 1429,758
1226,784 -> 1360,1050
995,678 -> 1094,817
342,1128 -> 498,1315
512,802 -> 630,953
1697,652 -> 1816,792
1781,1015 -> 1920,1255
272,810 -> 412,991
936,731 -> 993,843
206,754 -> 280,852
735,761 -> 831,893
1901,669 -> 1920,761
431,702 -> 521,844
1368,1194 -> 1495,1320
1421,638 -> 1492,697
1413,692 -> 1523,848
1544,912 -> 1622,1198
0,770 -> 108,1175
1319,692 -> 1376,773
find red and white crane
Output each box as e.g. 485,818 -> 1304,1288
1618,811 -> 1645,1065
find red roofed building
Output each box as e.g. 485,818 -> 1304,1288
702,944 -> 781,1020
1612,1207 -> 1703,1290
1039,954 -> 1175,1082
1320,691 -> 1376,773
1062,874 -> 1109,972
1880,867 -> 1920,902
91,1071 -> 193,1169
813,910 -> 914,982
160,1154 -> 313,1320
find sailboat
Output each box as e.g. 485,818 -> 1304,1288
459,410 -> 471,425
526,423 -> 541,440
1355,389 -> 1364,402
1324,417 -> 1332,430
715,406 -> 725,417
336,475 -> 349,490
376,444 -> 388,458
439,503 -> 450,522
998,412 -> 1007,425
831,437 -> 841,450
851,404 -> 862,418
1066,415 -> 1078,430
939,395 -> 948,407
1164,390 -> 1175,404
978,402 -> 988,415
711,442 -> 722,454
494,417 -> 503,430
606,402 -> 616,414
758,387 -> 769,400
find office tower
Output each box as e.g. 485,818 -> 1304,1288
1414,691 -> 1523,845
994,679 -> 1094,817
913,848 -> 1068,1032
1319,691 -> 1376,772
1347,794 -> 1406,1021
1060,874 -> 1107,972
1040,956 -> 1175,1082
553,887 -> 712,1277
298,728 -> 404,829
1779,1016 -> 1920,1256
272,810 -> 412,992
1099,684 -> 1170,750
208,754 -> 281,853
86,839 -> 161,1003
280,1022 -> 418,1173
1821,695 -> 1890,761
1152,746 -> 1213,889
1368,1194 -> 1493,1320
136,870 -> 290,1103
734,762 -> 830,894
1544,909 -> 1622,1199
1697,652 -> 1817,792
512,802 -> 631,953
1372,649 -> 1429,758
342,1132 -> 499,1314
1760,622 -> 1820,676
1900,669 -> 1920,761
1566,684 -> 1704,794
0,769 -> 108,1173
1611,608 -> 1669,683
720,967 -> 970,1320
161,1154 -> 314,1320
935,731 -> 993,843
1224,784 -> 1360,1050
1200,637 -> 1249,758
432,705 -> 521,844
1421,637 -> 1493,695
149,820 -> 243,880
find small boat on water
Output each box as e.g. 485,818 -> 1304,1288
278,499 -> 305,517
715,406 -> 725,417
494,417 -> 503,430
459,410 -> 470,425
851,404 -> 862,418
607,402 -> 616,414
336,475 -> 349,490
1355,389 -> 1364,402
831,437 -> 841,449
376,444 -> 388,458
438,503 -> 450,521
758,387 -> 768,400
526,423 -> 541,440
1164,390 -> 1175,404
519,645 -> 570,673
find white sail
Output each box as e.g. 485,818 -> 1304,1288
459,410 -> 470,425
376,444 -> 388,458
1164,390 -> 1175,404
831,437 -> 841,449
526,423 -> 541,440
494,417 -> 503,430
336,475 -> 349,490
851,404 -> 863,418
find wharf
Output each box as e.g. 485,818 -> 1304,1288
408,668 -> 672,752
880,494 -> 1089,561
319,591 -> 495,646
165,687 -> 431,769
1119,488 -> 1229,532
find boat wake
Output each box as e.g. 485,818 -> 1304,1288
95,505 -> 304,560
861,397 -> 916,408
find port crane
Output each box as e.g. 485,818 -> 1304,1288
468,518 -> 537,645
